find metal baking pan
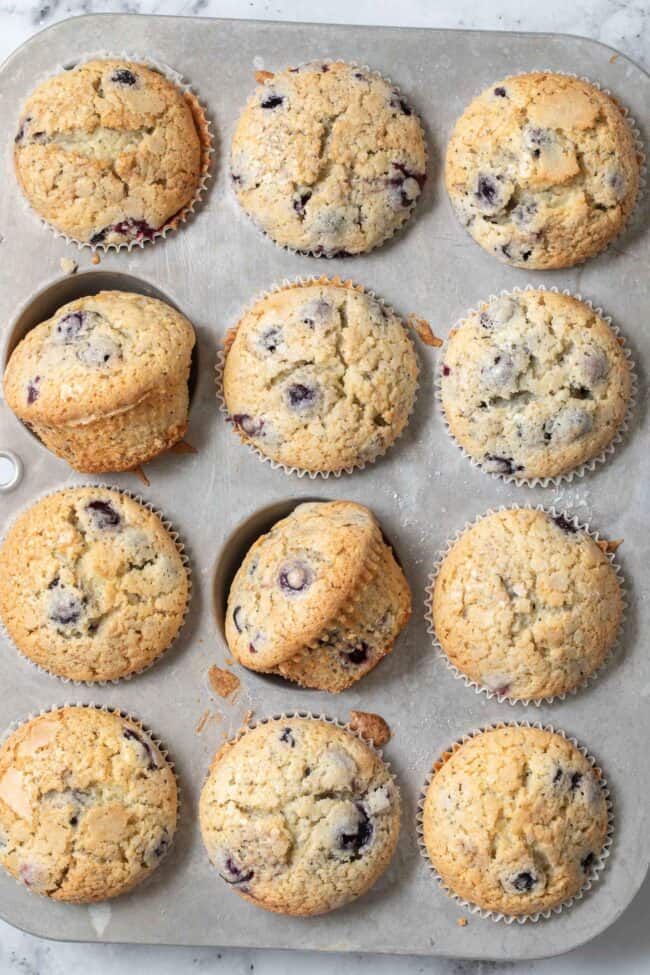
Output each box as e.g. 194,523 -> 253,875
0,13 -> 647,961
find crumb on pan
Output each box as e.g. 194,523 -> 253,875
348,710 -> 391,748
597,538 -> 624,553
91,253 -> 100,265
131,466 -> 150,487
407,315 -> 443,347
208,665 -> 240,699
255,69 -> 274,83
457,917 -> 468,927
170,440 -> 198,455
59,257 -> 77,275
195,710 -> 211,734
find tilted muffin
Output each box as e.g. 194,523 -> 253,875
0,707 -> 177,902
440,290 -> 632,481
225,501 -> 411,692
231,61 -> 426,255
445,73 -> 640,268
431,508 -> 622,701
222,281 -> 419,474
4,290 -> 195,473
421,726 -> 609,916
14,59 -> 210,245
199,717 -> 400,915
0,488 -> 190,682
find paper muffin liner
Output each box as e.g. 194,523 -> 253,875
0,483 -> 192,686
229,60 -> 428,259
424,504 -> 627,706
0,702 -> 180,902
215,275 -> 421,479
436,285 -> 638,488
415,721 -> 614,924
12,51 -> 214,253
448,70 -> 646,270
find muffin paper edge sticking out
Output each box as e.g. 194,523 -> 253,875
423,504 -> 627,706
0,703 -> 180,901
436,285 -> 638,488
215,275 -> 421,479
0,483 -> 192,685
229,60 -> 428,259
415,721 -> 614,924
13,51 -> 214,252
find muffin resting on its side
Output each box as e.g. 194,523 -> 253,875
0,707 -> 177,902
225,500 -> 411,692
445,73 -> 640,269
222,280 -> 419,474
422,726 -> 609,916
14,59 -> 210,246
3,290 -> 195,473
231,60 -> 427,256
199,717 -> 400,915
0,487 -> 190,682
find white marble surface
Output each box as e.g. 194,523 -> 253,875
0,1 -> 648,972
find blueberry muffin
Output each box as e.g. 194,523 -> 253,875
421,726 -> 609,916
225,501 -> 411,692
445,73 -> 640,268
231,61 -> 426,255
0,707 -> 177,901
14,59 -> 210,246
440,290 -> 632,481
4,290 -> 195,473
0,488 -> 190,682
222,280 -> 419,474
431,508 -> 622,701
199,716 -> 400,915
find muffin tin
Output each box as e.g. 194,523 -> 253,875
0,13 -> 648,961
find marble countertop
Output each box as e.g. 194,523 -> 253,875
0,1 -> 648,973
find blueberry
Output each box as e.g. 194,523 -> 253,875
300,298 -> 332,327
340,642 -> 370,666
49,592 -> 84,627
581,851 -> 596,872
553,766 -> 564,784
511,871 -> 537,892
69,816 -> 78,826
569,385 -> 591,400
48,575 -> 60,590
286,382 -> 317,410
442,364 -> 451,377
258,326 -> 282,353
293,189 -> 312,219
552,514 -> 578,534
55,311 -> 86,341
387,162 -> 425,209
524,126 -> 553,159
549,407 -> 593,444
110,68 -> 137,86
279,559 -> 313,595
219,854 -> 254,885
570,771 -> 583,792
89,228 -> 107,246
144,828 -> 170,868
232,413 -> 264,437
26,377 -> 41,405
76,335 -> 120,367
512,201 -> 538,227
494,86 -> 508,97
123,728 -> 158,771
248,642 -> 257,654
483,453 -> 523,476
15,115 -> 31,143
279,727 -> 295,747
86,499 -> 121,530
260,93 -> 284,109
338,804 -> 373,857
232,606 -> 245,633
475,174 -> 500,208
389,91 -> 412,116
111,218 -> 156,241
481,352 -> 516,387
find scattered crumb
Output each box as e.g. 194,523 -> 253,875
131,466 -> 150,487
609,53 -> 619,63
170,439 -> 198,455
225,657 -> 234,667
407,316 -> 443,348
195,710 -> 211,734
348,710 -> 391,748
457,917 -> 468,927
241,709 -> 254,728
59,257 -> 77,275
208,665 -> 240,700
597,538 -> 624,553
255,69 -> 274,83
91,253 -> 100,265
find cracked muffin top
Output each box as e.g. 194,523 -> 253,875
422,726 -> 609,917
0,487 -> 190,682
0,706 -> 178,902
199,717 -> 400,915
445,73 -> 640,269
230,60 -> 427,255
222,281 -> 419,473
4,290 -> 195,428
14,59 -> 209,246
440,289 -> 632,481
431,508 -> 623,701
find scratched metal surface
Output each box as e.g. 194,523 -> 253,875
0,14 -> 648,960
